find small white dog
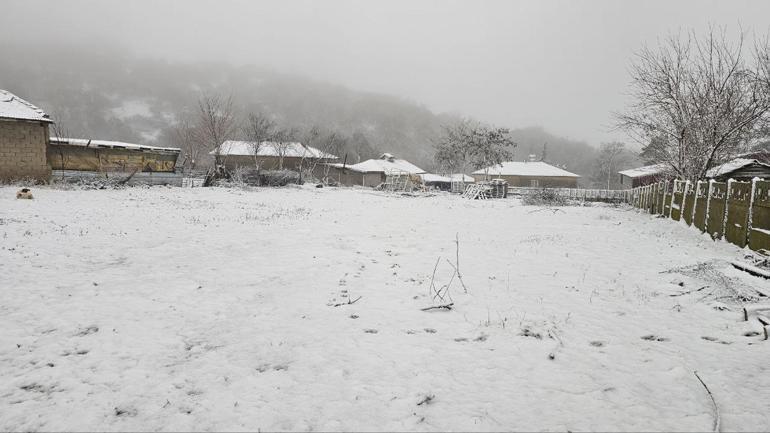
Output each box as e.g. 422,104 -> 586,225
16,188 -> 33,199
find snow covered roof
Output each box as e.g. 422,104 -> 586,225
706,158 -> 770,178
618,163 -> 668,179
449,174 -> 475,182
50,137 -> 180,153
419,173 -> 452,183
472,161 -> 580,178
348,156 -> 425,174
0,89 -> 52,123
211,140 -> 338,159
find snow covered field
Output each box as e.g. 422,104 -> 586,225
1,185 -> 769,431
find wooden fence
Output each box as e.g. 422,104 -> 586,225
630,178 -> 770,253
508,186 -> 633,202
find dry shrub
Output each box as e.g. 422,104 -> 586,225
521,189 -> 569,206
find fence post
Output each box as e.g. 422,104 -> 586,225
691,180 -> 701,225
704,179 -> 714,231
681,180 -> 691,223
746,177 -> 759,247
722,178 -> 733,239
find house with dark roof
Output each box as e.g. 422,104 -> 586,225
705,158 -> 770,182
0,89 -> 53,182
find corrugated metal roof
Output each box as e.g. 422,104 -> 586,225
706,158 -> 770,178
50,137 -> 180,153
0,89 -> 52,123
618,163 -> 668,178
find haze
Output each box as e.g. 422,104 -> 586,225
2,0 -> 770,146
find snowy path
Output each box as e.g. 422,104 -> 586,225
1,185 -> 768,431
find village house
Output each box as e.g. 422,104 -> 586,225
318,153 -> 425,187
618,163 -> 669,188
48,137 -> 182,185
705,158 -> 770,182
211,140 -> 338,171
0,89 -> 53,182
473,158 -> 580,188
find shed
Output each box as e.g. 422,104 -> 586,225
0,89 -> 53,182
473,161 -> 579,188
618,163 -> 669,188
48,137 -> 182,185
706,158 -> 770,182
211,140 -> 337,171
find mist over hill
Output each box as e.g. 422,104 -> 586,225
0,43 -> 606,178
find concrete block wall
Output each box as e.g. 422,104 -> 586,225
0,120 -> 51,182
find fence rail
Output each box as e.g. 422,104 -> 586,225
629,178 -> 770,253
508,186 -> 633,202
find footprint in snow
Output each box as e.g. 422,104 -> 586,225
589,341 -> 606,347
423,328 -> 437,334
364,329 -> 378,334
641,334 -> 669,342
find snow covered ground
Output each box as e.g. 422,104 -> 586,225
1,185 -> 769,431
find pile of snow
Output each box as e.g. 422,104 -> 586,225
0,89 -> 52,123
212,141 -> 338,160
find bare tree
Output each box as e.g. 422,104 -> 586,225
242,112 -> 276,168
270,127 -> 299,170
594,142 -> 626,189
616,27 -> 770,181
435,119 -> 516,180
195,93 -> 237,167
173,117 -> 205,170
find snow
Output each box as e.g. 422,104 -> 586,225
212,141 -> 338,160
618,163 -> 668,179
419,173 -> 452,183
449,174 -> 475,182
0,89 -> 52,123
706,158 -> 770,178
50,137 -> 180,153
473,161 -> 580,177
349,157 -> 425,174
1,186 -> 769,431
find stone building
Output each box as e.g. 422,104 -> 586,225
0,89 -> 53,182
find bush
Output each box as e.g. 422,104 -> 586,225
521,188 -> 569,206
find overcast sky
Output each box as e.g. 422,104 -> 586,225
2,0 -> 770,145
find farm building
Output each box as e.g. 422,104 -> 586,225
0,89 -> 53,182
211,140 -> 338,171
318,153 -> 425,187
706,158 -> 770,182
473,160 -> 579,188
48,137 -> 182,185
618,163 -> 669,188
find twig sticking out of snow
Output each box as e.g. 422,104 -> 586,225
333,296 -> 361,307
693,370 -> 721,433
669,285 -> 709,297
416,394 -> 435,406
421,303 -> 454,311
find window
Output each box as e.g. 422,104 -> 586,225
530,179 -> 539,187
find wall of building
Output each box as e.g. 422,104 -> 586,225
314,165 -> 383,186
489,175 -> 578,188
220,155 -> 326,171
0,119 -> 51,182
47,145 -> 179,173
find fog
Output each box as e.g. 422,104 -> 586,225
2,0 -> 769,145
